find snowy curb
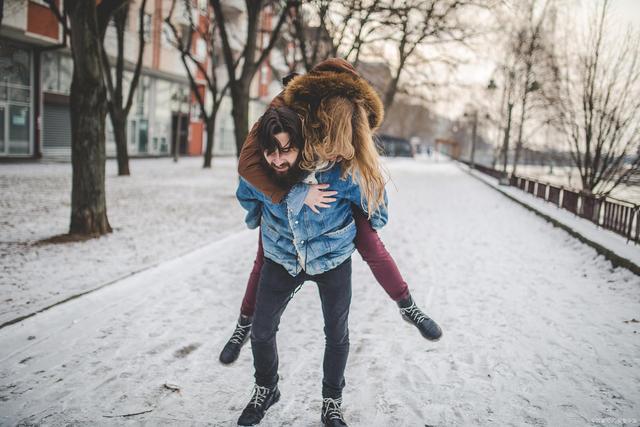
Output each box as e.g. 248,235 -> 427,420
0,228 -> 258,362
458,163 -> 640,276
0,229 -> 255,331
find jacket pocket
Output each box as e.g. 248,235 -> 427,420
323,219 -> 356,252
262,223 -> 281,243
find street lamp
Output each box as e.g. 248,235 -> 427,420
465,79 -> 497,169
171,87 -> 190,163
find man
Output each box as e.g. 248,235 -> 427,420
219,60 -> 442,366
235,106 -> 387,426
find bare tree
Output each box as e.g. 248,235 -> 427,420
286,0 -> 386,72
210,0 -> 293,157
100,0 -> 148,176
500,70 -> 516,174
343,0 -> 384,66
286,0 -> 334,72
545,0 -> 640,195
377,0 -> 486,110
44,0 -> 125,237
285,0 -> 486,115
489,57 -> 517,174
165,0 -> 229,168
503,0 -> 554,176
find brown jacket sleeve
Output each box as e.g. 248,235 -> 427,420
237,93 -> 291,204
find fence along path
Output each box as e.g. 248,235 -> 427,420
465,161 -> 639,244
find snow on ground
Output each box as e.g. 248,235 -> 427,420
466,166 -> 640,269
1,158 -> 639,426
0,157 -> 246,326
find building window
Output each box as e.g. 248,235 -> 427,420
0,45 -> 29,86
42,51 -> 72,94
160,136 -> 168,153
0,106 -> 5,152
191,102 -> 201,120
143,13 -> 152,42
0,40 -> 32,156
8,105 -> 30,154
161,22 -> 177,46
130,120 -> 137,147
135,76 -> 150,116
106,119 -> 115,144
195,38 -> 206,61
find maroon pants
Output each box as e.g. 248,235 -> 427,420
240,209 -> 410,317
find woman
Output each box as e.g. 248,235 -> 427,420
220,58 -> 442,365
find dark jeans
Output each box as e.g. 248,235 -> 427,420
251,257 -> 352,399
240,209 -> 409,317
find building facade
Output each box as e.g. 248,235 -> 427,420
0,0 -> 280,160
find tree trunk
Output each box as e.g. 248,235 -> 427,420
384,55 -> 407,111
511,91 -> 529,176
384,74 -> 401,111
502,102 -> 514,174
203,117 -> 216,168
67,0 -> 112,235
470,111 -> 478,168
174,111 -> 182,163
111,2 -> 131,177
110,109 -> 130,176
384,37 -> 407,111
232,85 -> 250,159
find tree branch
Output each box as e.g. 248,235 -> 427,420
125,0 -> 148,116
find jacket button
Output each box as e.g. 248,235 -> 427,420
294,221 -> 299,224
300,240 -> 305,244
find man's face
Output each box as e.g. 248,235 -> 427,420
263,132 -> 300,176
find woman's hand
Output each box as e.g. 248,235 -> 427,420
304,184 -> 338,214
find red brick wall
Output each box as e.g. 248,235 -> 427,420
152,0 -> 162,69
190,5 -> 211,157
27,1 -> 60,40
258,8 -> 273,98
188,121 -> 203,155
187,84 -> 204,155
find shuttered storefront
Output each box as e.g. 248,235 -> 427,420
42,101 -> 71,159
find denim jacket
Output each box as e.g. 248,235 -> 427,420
236,164 -> 388,276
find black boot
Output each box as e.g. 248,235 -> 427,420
321,397 -> 347,427
237,384 -> 280,426
397,295 -> 442,341
219,314 -> 252,364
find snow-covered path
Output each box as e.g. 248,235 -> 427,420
1,159 -> 639,426
0,158 -> 247,326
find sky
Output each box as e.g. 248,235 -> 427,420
412,0 -> 640,121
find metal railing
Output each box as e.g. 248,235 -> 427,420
461,161 -> 640,244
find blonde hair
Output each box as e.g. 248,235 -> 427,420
300,96 -> 386,216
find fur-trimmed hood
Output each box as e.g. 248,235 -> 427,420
283,58 -> 384,130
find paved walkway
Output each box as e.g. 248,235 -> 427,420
1,159 -> 638,426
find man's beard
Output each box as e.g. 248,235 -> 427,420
263,155 -> 307,188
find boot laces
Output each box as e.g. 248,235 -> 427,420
249,385 -> 271,408
400,302 -> 427,324
323,397 -> 345,421
229,322 -> 251,345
